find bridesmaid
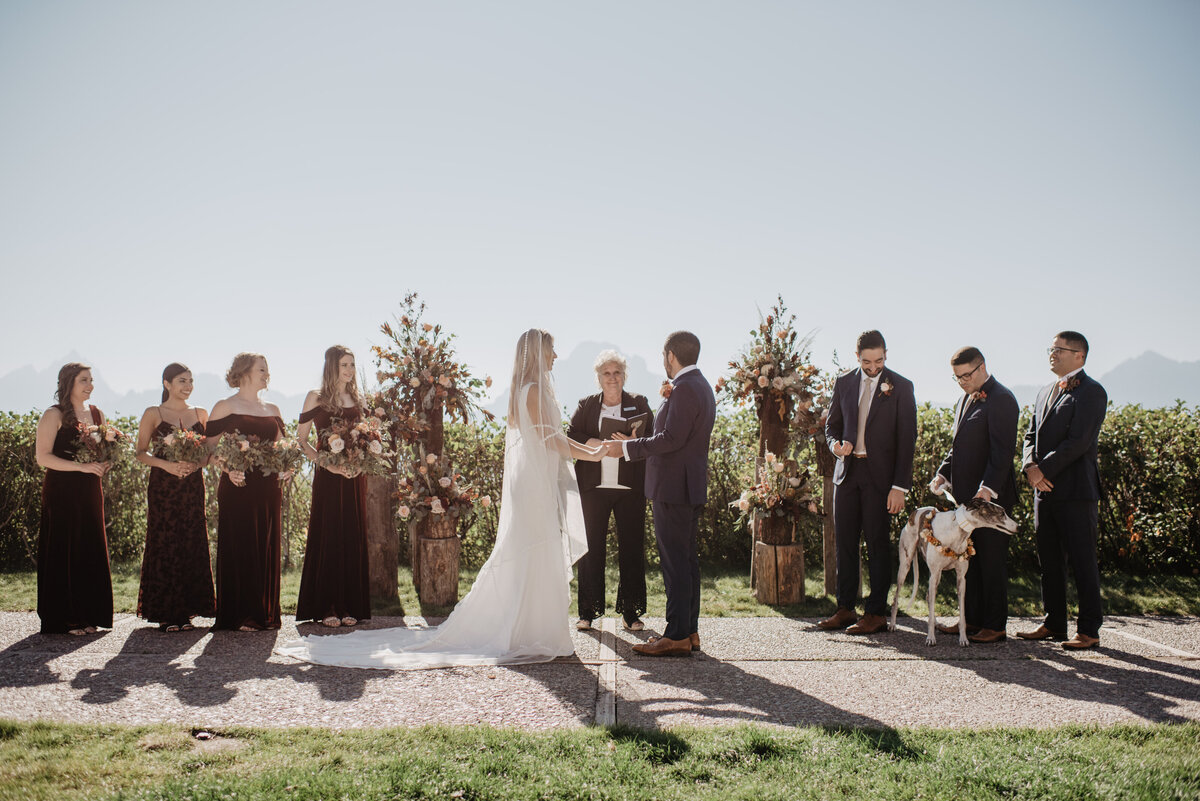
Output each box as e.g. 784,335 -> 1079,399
295,345 -> 372,628
34,362 -> 114,635
133,363 -> 216,632
206,352 -> 288,631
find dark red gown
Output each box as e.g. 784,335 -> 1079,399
295,405 -> 372,622
207,413 -> 285,631
38,406 -> 113,634
137,420 -> 216,626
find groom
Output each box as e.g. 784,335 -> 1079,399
607,331 -> 716,657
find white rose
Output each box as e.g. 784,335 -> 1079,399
737,498 -> 750,512
162,434 -> 176,447
772,461 -> 785,473
398,505 -> 411,519
91,432 -> 102,443
772,377 -> 785,391
426,453 -> 438,464
430,498 -> 445,514
788,476 -> 802,487
438,477 -> 452,488
480,496 -> 492,508
764,452 -> 776,464
368,440 -> 383,454
328,436 -> 345,454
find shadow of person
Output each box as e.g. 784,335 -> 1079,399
879,618 -> 1200,725
70,626 -> 206,704
0,632 -> 100,689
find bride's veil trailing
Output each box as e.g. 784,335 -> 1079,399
274,327 -> 587,669
505,328 -> 588,569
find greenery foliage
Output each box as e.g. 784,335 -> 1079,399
2,404 -> 1199,574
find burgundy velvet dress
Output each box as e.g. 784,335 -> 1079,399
295,405 -> 371,623
38,406 -> 114,634
207,413 -> 285,631
137,420 -> 216,626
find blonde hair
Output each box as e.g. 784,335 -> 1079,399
226,352 -> 266,389
318,345 -> 361,412
508,329 -> 553,421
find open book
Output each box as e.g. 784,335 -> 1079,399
599,412 -> 650,440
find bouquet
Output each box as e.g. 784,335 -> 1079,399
74,421 -> 131,464
731,451 -> 819,525
152,426 -> 207,465
213,431 -> 302,477
396,447 -> 489,524
315,411 -> 390,477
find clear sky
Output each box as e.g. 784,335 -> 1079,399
2,1 -> 1197,408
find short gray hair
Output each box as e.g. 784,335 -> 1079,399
593,349 -> 627,385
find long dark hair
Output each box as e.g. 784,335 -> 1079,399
54,362 -> 91,428
161,362 -> 190,403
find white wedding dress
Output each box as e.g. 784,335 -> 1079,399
276,369 -> 588,670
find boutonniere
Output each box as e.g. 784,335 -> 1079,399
878,380 -> 893,397
971,390 -> 987,402
660,380 -> 673,399
1057,376 -> 1081,392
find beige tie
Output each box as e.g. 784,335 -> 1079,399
854,377 -> 873,455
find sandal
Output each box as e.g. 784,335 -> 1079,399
67,628 -> 87,636
160,624 -> 182,633
623,619 -> 646,632
83,626 -> 98,634
180,623 -> 195,632
340,617 -> 357,627
238,625 -> 259,632
321,616 -> 342,628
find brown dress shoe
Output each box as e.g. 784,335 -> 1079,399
1016,625 -> 1068,641
968,628 -> 1007,644
1061,633 -> 1100,650
936,621 -> 981,636
817,608 -> 858,631
690,633 -> 700,652
632,636 -> 692,657
846,614 -> 887,635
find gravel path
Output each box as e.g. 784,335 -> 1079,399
0,612 -> 1196,730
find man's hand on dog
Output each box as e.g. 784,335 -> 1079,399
1025,464 -> 1054,492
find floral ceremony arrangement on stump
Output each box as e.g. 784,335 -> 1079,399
395,446 -> 488,525
732,451 -> 819,527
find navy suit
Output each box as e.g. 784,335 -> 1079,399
824,367 -> 917,616
1022,370 -> 1107,638
624,368 -> 716,641
936,375 -> 1019,631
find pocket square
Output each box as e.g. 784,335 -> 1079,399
623,407 -> 637,411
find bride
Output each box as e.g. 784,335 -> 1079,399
276,329 -> 604,669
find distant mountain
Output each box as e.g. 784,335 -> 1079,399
485,340 -> 667,421
0,355 -> 307,418
1010,351 -> 1200,409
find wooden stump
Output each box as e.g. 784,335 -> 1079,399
754,540 -> 805,605
417,515 -> 459,606
365,474 -> 398,601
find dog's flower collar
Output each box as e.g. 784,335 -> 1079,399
920,514 -> 976,562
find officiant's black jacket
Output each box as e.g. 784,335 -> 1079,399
568,391 -> 653,493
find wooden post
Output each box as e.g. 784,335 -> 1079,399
417,514 -> 460,606
365,473 -> 398,601
753,517 -> 805,605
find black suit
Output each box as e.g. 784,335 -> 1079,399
825,367 -> 917,616
936,375 -> 1019,631
568,391 -> 653,624
625,368 -> 716,641
1022,369 -> 1107,638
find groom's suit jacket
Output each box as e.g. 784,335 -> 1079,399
936,375 -> 1020,512
824,367 -> 917,493
1022,370 -> 1107,503
624,369 -> 716,506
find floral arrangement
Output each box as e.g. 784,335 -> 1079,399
214,431 -> 303,477
371,293 -> 494,454
920,514 -> 976,562
74,421 -> 131,464
152,426 -> 207,465
396,446 -> 490,525
731,451 -> 819,525
316,411 -> 391,477
715,295 -> 831,437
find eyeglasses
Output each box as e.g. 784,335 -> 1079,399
1046,347 -> 1082,355
952,362 -> 984,384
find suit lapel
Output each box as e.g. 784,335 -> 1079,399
864,369 -> 887,429
952,394 -> 968,437
846,369 -> 863,435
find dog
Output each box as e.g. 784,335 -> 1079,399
888,498 -> 1019,646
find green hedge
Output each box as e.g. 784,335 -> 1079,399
2,404 -> 1198,574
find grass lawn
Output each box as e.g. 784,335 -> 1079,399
1,720 -> 1197,801
1,561 -> 1197,619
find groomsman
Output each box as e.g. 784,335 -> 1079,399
929,347 -> 1019,644
818,330 -> 917,635
1018,331 -> 1108,650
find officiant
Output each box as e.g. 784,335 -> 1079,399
568,350 -> 653,632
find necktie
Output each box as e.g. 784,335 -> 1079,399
854,377 -> 873,455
